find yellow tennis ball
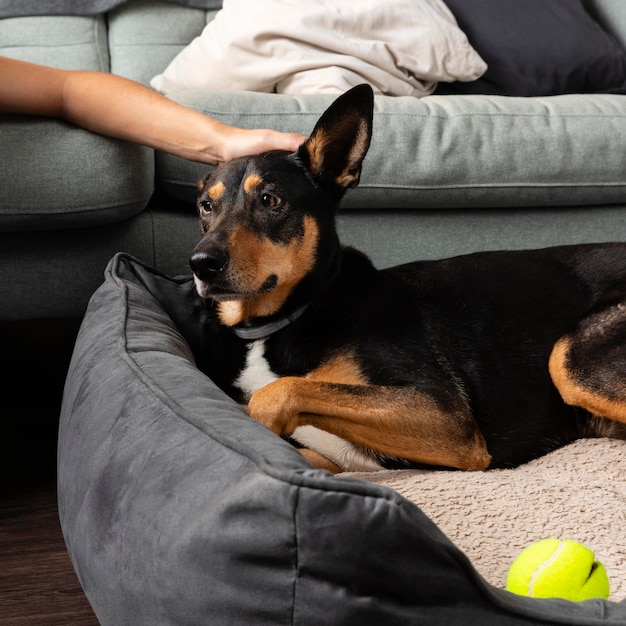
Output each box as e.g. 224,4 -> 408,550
506,539 -> 610,602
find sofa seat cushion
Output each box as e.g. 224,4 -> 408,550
58,253 -> 626,624
157,90 -> 626,210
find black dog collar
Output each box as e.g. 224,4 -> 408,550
232,304 -> 309,341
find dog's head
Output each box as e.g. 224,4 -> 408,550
189,84 -> 374,326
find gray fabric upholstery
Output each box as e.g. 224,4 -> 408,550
108,0 -> 219,84
335,205 -> 626,269
0,14 -> 110,70
58,253 -> 626,625
0,119 -> 153,231
0,11 -> 154,232
585,0 -> 626,45
0,0 -> 221,18
0,213 -> 158,319
158,90 -> 626,209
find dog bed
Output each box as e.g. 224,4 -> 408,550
58,253 -> 626,625
348,437 -> 626,602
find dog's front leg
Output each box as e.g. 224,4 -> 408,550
247,377 -> 491,471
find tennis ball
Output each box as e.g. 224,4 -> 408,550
506,539 -> 610,602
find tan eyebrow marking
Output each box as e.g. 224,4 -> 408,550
208,181 -> 225,200
244,174 -> 263,194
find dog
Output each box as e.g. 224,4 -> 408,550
189,84 -> 626,474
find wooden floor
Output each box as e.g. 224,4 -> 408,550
1,319 -> 99,624
1,480 -> 99,625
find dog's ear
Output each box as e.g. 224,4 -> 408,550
298,84 -> 374,189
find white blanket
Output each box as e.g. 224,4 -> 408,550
345,438 -> 626,602
151,0 -> 486,96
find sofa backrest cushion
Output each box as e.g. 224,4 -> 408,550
0,0 -> 222,18
156,88 -> 626,210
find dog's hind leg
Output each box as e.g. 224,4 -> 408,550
298,448 -> 343,474
549,301 -> 626,437
247,377 -> 492,471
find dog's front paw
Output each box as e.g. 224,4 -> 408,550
247,377 -> 301,436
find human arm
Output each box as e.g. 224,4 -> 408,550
0,56 -> 305,164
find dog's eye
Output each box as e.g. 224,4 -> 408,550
260,193 -> 281,209
199,199 -> 213,217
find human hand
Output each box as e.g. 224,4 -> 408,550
211,125 -> 306,163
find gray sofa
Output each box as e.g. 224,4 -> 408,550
2,0 -> 626,323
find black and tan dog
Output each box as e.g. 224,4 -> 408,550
190,84 -> 626,473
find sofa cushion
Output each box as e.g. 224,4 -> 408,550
156,89 -> 626,210
0,14 -> 109,70
0,117 -> 153,231
439,0 -> 626,96
0,14 -> 154,231
110,0 -> 626,210
108,0 -> 219,85
0,0 -> 222,19
58,253 -> 626,624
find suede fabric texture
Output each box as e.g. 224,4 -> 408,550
58,253 -> 626,624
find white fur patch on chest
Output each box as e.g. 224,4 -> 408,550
234,339 -> 279,402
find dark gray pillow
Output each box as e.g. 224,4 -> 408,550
439,0 -> 626,96
58,253 -> 626,624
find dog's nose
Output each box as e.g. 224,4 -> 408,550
189,248 -> 229,279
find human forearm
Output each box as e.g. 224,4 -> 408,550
63,72 -> 305,163
0,56 -> 305,164
60,69 -> 226,163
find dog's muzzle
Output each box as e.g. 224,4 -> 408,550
189,247 -> 229,281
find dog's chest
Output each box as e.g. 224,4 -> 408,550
234,339 -> 279,402
233,339 -> 383,473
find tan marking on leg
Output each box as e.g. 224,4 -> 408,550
548,337 -> 574,403
248,377 -> 491,470
217,216 -> 319,326
299,448 -> 342,474
306,352 -> 367,385
550,337 -> 626,422
244,173 -> 263,194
